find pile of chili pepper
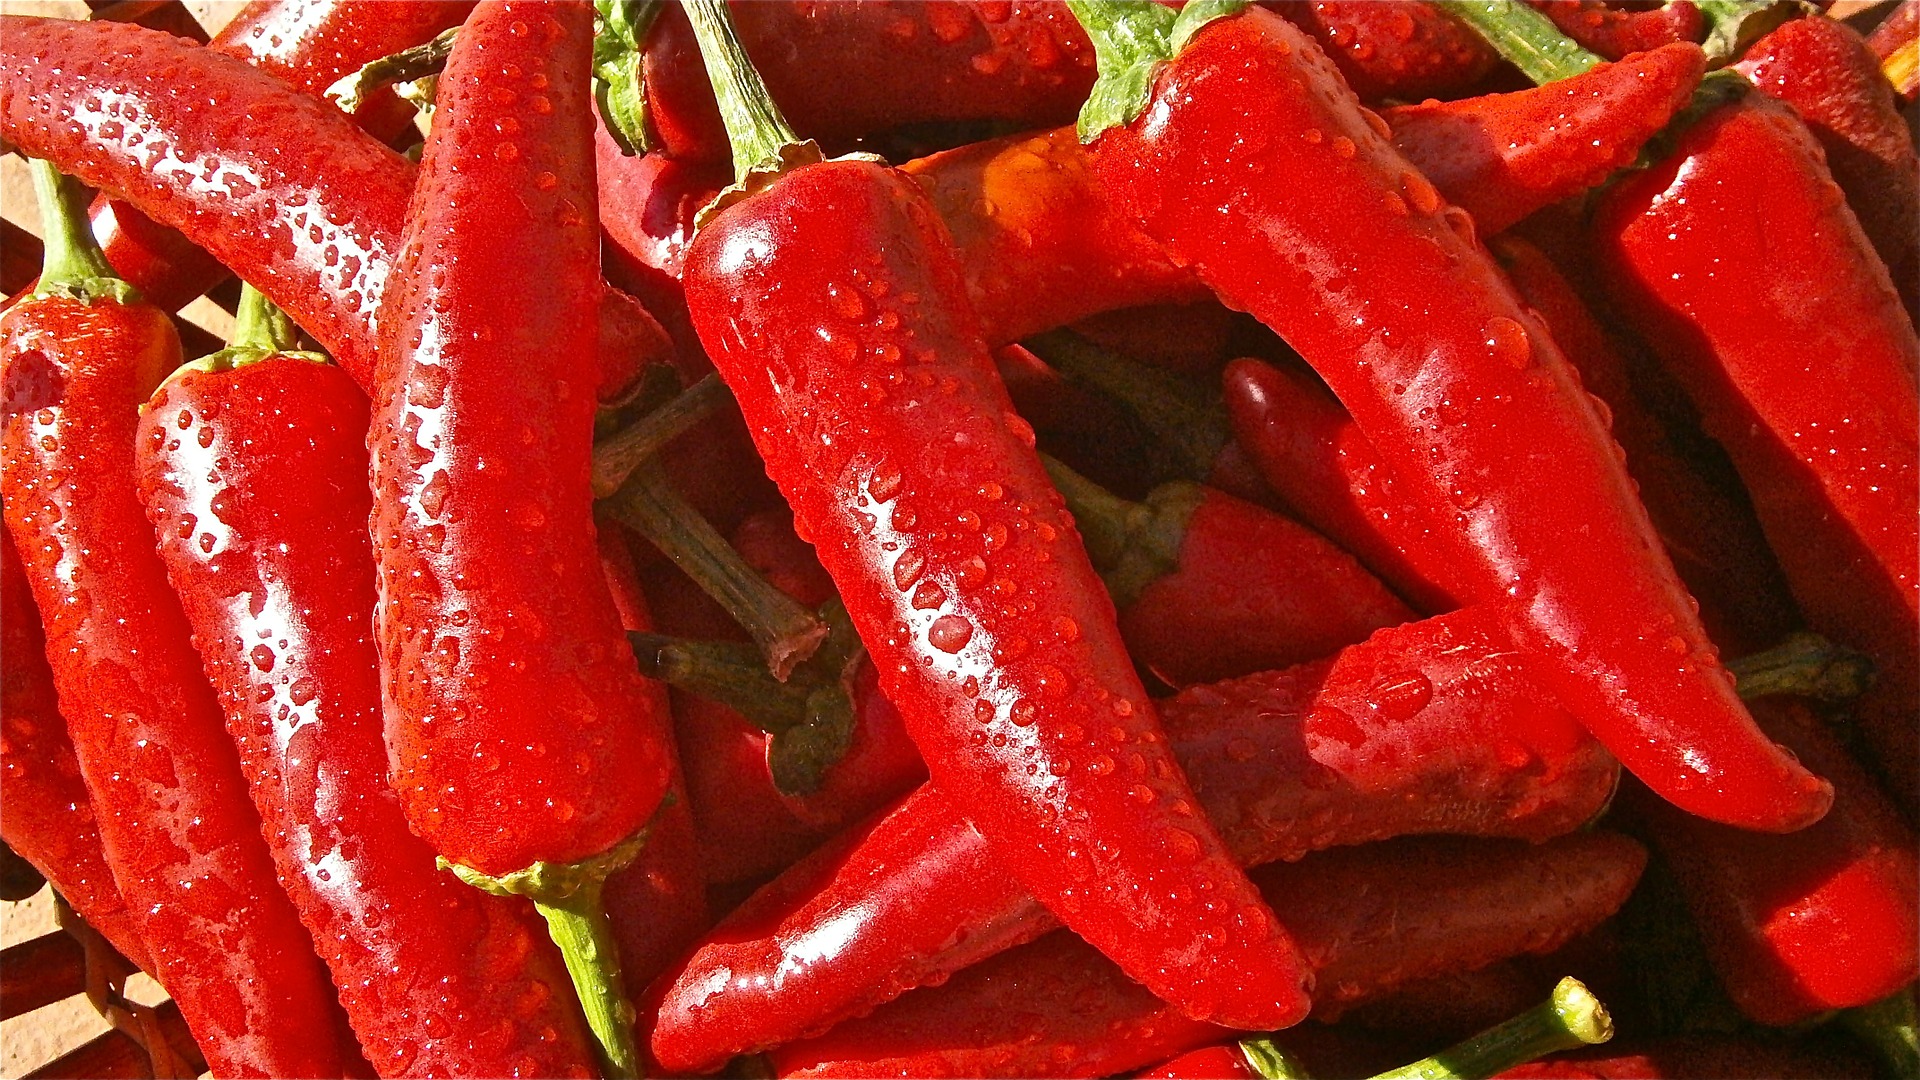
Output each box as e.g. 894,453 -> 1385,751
0,1 -> 1914,1078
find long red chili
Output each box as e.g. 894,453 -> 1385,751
133,292 -> 603,1079
1070,0 -> 1827,832
765,833 -> 1648,1079
0,530 -> 153,972
1268,1 -> 1499,100
1593,88 -> 1918,815
369,4 -> 671,1073
676,0 -> 1312,1030
647,605 -> 1620,1074
0,15 -> 670,402
1525,0 -> 1703,59
0,160 -> 363,1079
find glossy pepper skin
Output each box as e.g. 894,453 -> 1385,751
685,156 -> 1312,1030
1267,1 -> 1498,101
81,0 -> 476,313
135,354 -> 601,1079
0,275 -> 360,1078
0,16 -> 670,402
648,605 -> 1620,1074
1594,93 -> 1919,814
1735,15 -> 1920,323
1084,4 -> 1828,832
372,0 -> 669,876
766,833 -> 1648,1079
1632,699 -> 1920,1026
1383,42 -> 1705,237
0,531 -> 152,972
642,0 -> 1095,165
1137,1044 -> 1258,1080
1525,0 -> 1703,60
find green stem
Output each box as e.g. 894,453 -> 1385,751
1239,1036 -> 1313,1079
29,160 -> 135,305
1370,977 -> 1612,1080
1023,329 -> 1230,481
593,0 -> 666,155
1063,1 -> 1248,140
227,284 -> 301,353
1039,455 -> 1141,572
1040,454 -> 1197,609
679,0 -> 805,183
591,374 -> 733,499
326,26 -> 458,116
1728,633 -> 1874,704
1694,0 -> 1806,66
626,632 -> 813,733
1841,987 -> 1920,1080
1436,1 -> 1602,85
606,467 -> 827,679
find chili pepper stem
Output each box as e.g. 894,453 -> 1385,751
28,159 -> 135,305
679,0 -> 803,181
1435,2 -> 1601,84
1024,330 -> 1229,481
1369,977 -> 1613,1080
446,828 -> 653,1080
326,25 -> 460,116
592,0 -> 666,156
1238,1036 -> 1312,1079
1727,633 -> 1875,703
591,374 -> 733,498
607,467 -> 827,679
161,286 -> 330,385
1064,0 -> 1247,139
1040,454 -> 1198,609
626,631 -> 814,733
1841,986 -> 1920,1080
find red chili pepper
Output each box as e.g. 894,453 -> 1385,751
1867,0 -> 1918,104
368,4 -> 671,1073
1136,1043 -> 1259,1080
1,161 -> 363,1079
764,833 -> 1648,1079
1735,14 -> 1919,323
132,295 -> 601,1079
1073,0 -> 1828,831
1593,91 -> 1918,815
1525,1 -> 1703,60
1267,1 -> 1500,100
0,15 -> 671,403
648,605 -> 1620,1073
1384,42 -> 1704,237
679,0 -> 1318,1031
1043,458 -> 1414,686
1630,699 -> 1920,1026
635,0 -> 1094,165
0,530 -> 153,973
1495,1034 -> 1876,1078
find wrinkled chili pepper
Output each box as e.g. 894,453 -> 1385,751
1593,81 -> 1918,815
0,15 -> 671,403
0,530 -> 152,972
648,604 -> 1621,1073
1,160 -> 363,1079
369,5 -> 673,1074
1525,0 -> 1703,60
1630,699 -> 1920,1026
1267,1 -> 1500,100
1042,456 -> 1413,686
1735,13 -> 1919,323
132,287 -> 604,1079
1069,0 -> 1828,831
676,0 -> 1314,1030
765,833 -> 1648,1079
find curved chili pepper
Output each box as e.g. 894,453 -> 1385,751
0,531 -> 152,973
1630,699 -> 1920,1026
369,4 -> 671,1073
0,162 -> 362,1079
1072,0 -> 1827,832
132,294 -> 604,1078
1044,458 -> 1413,686
636,0 -> 1094,165
765,833 -> 1648,1079
648,605 -> 1621,1073
0,15 -> 671,403
1525,1 -> 1703,60
1735,14 -> 1919,323
1594,90 -> 1918,815
1384,42 -> 1704,237
1867,0 -> 1918,104
1137,1043 -> 1261,1080
1267,1 -> 1500,101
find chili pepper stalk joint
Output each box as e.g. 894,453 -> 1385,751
1066,0 -> 1248,140
25,160 -> 138,307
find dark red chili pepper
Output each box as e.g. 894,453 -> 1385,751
0,15 -> 671,403
1136,1043 -> 1260,1080
1593,90 -> 1918,814
1043,457 -> 1414,686
1384,41 -> 1704,237
1,161 -> 363,1079
0,530 -> 153,973
647,605 -> 1621,1074
1867,0 -> 1917,104
132,293 -> 601,1079
764,833 -> 1648,1079
1630,699 -> 1920,1025
677,0 -> 1313,1031
1495,1034 -> 1877,1078
1073,0 -> 1828,831
1735,14 -> 1919,323
368,4 -> 672,1073
1525,1 -> 1703,60
1267,1 -> 1500,101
